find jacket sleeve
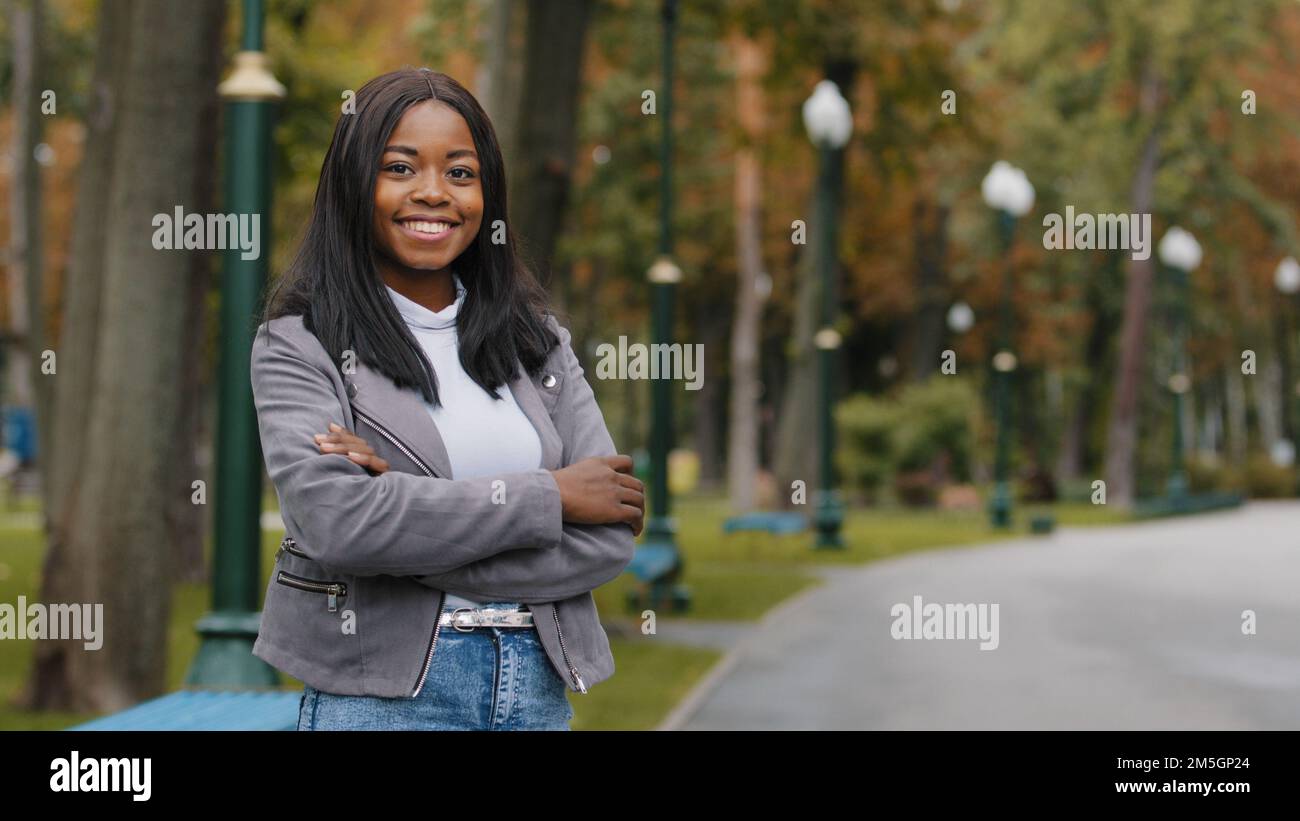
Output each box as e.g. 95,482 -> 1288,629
408,318 -> 637,602
251,319 -> 564,576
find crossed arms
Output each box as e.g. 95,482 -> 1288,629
251,315 -> 635,603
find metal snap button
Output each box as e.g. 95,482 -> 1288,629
541,373 -> 557,388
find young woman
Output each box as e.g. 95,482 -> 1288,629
250,67 -> 644,730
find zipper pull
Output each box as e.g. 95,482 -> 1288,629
327,585 -> 341,613
571,668 -> 587,694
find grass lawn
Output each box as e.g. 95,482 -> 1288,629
0,490 -> 1130,730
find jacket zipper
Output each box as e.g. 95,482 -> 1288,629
276,570 -> 347,613
351,407 -> 448,698
411,591 -> 446,697
352,407 -> 439,477
551,607 -> 587,693
276,535 -> 309,560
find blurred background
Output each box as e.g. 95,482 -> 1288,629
2,0 -> 1300,730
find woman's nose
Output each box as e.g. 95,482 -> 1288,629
411,175 -> 448,205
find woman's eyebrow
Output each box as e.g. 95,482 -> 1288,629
382,145 -> 477,161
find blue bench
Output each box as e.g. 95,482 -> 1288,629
67,689 -> 302,731
722,511 -> 808,535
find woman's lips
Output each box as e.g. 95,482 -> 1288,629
396,220 -> 458,243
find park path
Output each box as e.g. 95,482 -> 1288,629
662,501 -> 1300,730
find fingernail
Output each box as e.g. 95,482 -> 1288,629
329,422 -> 342,431
348,451 -> 362,458
313,433 -> 325,441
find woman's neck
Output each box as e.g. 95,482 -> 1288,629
380,267 -> 457,313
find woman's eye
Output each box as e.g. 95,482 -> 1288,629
384,162 -> 413,174
449,167 -> 476,180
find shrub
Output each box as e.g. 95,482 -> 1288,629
1244,454 -> 1297,498
834,377 -> 979,506
890,378 -> 978,480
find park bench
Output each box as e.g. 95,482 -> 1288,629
67,689 -> 302,731
722,511 -> 809,535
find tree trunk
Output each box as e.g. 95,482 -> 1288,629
479,0 -> 526,171
166,2 -> 225,584
692,300 -> 724,491
909,197 -> 949,382
5,0 -> 49,498
509,0 -> 591,317
727,32 -> 767,512
1225,361 -> 1247,465
1103,61 -> 1162,509
20,0 -> 132,712
23,0 -> 225,712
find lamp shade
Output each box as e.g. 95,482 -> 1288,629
947,301 -> 975,333
802,80 -> 853,150
1275,256 -> 1300,294
980,160 -> 1034,216
1157,226 -> 1203,272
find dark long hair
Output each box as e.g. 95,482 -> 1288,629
261,67 -> 558,405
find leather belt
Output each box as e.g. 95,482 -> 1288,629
439,606 -> 534,632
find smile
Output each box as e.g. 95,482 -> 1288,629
396,220 -> 458,243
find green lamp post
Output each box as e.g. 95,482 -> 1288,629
980,161 -> 1034,529
186,0 -> 285,687
802,79 -> 853,550
1157,226 -> 1202,508
628,0 -> 690,614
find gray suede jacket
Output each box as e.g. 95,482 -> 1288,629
248,311 -> 636,698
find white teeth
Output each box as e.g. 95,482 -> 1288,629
405,220 -> 452,235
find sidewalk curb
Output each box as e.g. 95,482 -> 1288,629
655,573 -> 830,731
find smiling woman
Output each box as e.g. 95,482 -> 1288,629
251,67 -> 642,731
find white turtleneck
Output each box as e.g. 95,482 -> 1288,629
384,273 -> 542,610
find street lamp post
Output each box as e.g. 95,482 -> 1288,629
980,161 -> 1034,529
629,0 -> 688,614
187,0 -> 285,687
1274,256 -> 1300,462
802,79 -> 853,549
1157,227 -> 1202,507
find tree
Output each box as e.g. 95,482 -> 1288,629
22,0 -> 225,712
727,30 -> 770,511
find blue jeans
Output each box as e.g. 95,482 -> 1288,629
296,601 -> 574,730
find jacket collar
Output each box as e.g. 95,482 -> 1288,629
345,353 -> 563,479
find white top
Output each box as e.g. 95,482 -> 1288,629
385,273 -> 542,610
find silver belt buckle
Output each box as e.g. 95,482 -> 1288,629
450,607 -> 476,632
448,606 -> 530,631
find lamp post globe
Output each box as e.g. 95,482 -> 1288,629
802,79 -> 853,150
1157,226 -> 1202,272
947,301 -> 975,334
1275,256 -> 1300,295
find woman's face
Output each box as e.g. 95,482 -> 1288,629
372,99 -> 483,282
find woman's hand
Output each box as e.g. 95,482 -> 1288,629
314,422 -> 390,474
549,455 -> 645,537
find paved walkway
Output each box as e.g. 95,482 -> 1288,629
663,501 -> 1300,730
